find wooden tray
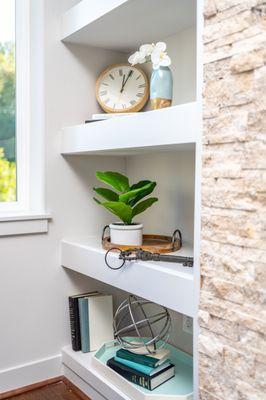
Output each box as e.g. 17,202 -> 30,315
102,230 -> 182,254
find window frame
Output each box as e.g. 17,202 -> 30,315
0,0 -> 30,213
0,0 -> 49,234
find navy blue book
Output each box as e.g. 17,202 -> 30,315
68,292 -> 98,351
107,357 -> 175,390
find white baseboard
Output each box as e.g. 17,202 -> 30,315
0,354 -> 62,394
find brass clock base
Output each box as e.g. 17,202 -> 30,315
150,98 -> 172,110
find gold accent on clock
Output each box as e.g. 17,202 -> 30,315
96,63 -> 149,113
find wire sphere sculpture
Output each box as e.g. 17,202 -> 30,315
113,295 -> 171,355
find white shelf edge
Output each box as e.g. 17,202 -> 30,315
61,102 -> 199,156
61,236 -> 195,317
63,365 -> 121,400
62,346 -> 132,400
61,0 -> 128,41
60,0 -> 196,53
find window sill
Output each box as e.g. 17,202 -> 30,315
0,212 -> 52,236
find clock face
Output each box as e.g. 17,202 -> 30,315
96,64 -> 149,113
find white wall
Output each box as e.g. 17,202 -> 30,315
0,0 -> 126,392
141,26 -> 196,109
167,27 -> 196,106
0,0 -> 194,392
126,150 -> 195,245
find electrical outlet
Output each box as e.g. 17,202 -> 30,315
183,316 -> 193,334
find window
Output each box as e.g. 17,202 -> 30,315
0,0 -> 30,212
0,0 -> 48,234
0,0 -> 16,203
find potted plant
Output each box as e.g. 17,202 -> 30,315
93,171 -> 158,246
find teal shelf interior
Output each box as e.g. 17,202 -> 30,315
94,339 -> 193,397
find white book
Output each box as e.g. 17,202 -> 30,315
92,113 -> 138,120
127,342 -> 170,364
88,294 -> 114,351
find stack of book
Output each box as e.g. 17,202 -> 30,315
107,346 -> 175,391
68,292 -> 114,353
85,113 -> 138,123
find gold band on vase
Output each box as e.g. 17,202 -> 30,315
150,98 -> 172,110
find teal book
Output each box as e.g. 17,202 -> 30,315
78,298 -> 90,353
107,357 -> 175,391
114,356 -> 171,376
116,348 -> 170,368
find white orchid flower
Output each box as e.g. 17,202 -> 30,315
128,41 -> 171,69
139,43 -> 154,56
128,44 -> 154,65
155,42 -> 167,52
151,42 -> 171,70
128,50 -> 146,65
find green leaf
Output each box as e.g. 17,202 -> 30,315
96,171 -> 129,193
102,201 -> 132,224
132,197 -> 158,218
129,182 -> 156,207
130,180 -> 151,191
119,182 -> 154,203
93,187 -> 118,201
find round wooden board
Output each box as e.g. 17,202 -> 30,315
102,234 -> 181,253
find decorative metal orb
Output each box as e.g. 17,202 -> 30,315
113,295 -> 171,354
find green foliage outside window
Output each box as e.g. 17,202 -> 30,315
0,42 -> 16,201
0,147 -> 16,202
0,43 -> 16,159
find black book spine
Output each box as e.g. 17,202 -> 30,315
68,297 -> 81,351
107,358 -> 151,390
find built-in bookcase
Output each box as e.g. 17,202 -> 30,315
60,1 -> 202,399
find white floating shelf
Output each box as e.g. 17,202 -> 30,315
61,103 -> 199,156
61,0 -> 196,52
62,346 -> 130,400
62,344 -> 193,400
61,236 -> 195,317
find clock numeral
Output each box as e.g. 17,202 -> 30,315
109,74 -> 114,80
130,100 -> 136,106
113,103 -> 116,109
136,93 -> 144,97
102,82 -> 109,86
100,90 -> 107,96
119,69 -> 123,76
122,104 -> 126,109
105,98 -> 110,104
136,75 -> 141,80
138,83 -> 146,88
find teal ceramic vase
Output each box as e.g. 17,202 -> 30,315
150,66 -> 173,110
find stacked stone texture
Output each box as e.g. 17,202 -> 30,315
200,1 -> 266,399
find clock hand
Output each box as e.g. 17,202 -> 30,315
122,70 -> 133,90
120,70 -> 133,93
120,74 -> 125,93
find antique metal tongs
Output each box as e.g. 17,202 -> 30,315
103,227 -> 194,270
105,247 -> 194,270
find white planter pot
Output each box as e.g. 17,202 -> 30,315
109,223 -> 143,246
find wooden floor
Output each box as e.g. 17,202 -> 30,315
6,381 -> 89,400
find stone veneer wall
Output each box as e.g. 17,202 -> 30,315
199,1 -> 266,399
